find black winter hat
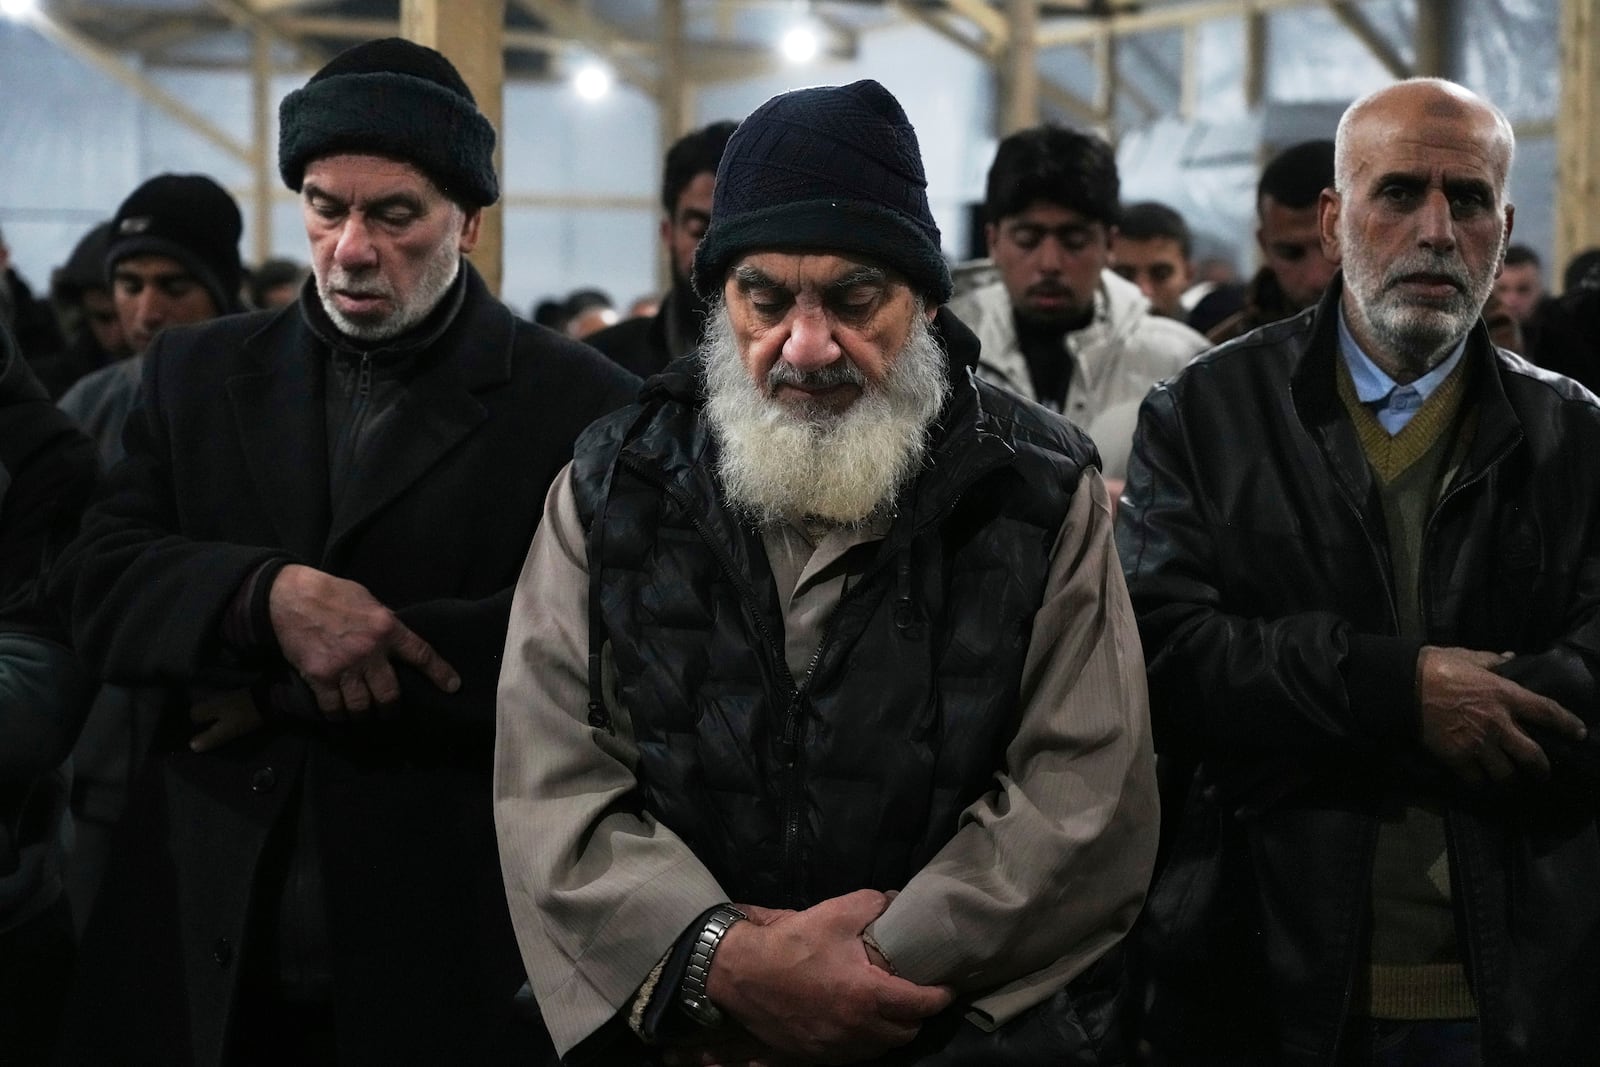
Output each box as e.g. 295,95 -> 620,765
52,220 -> 114,302
107,174 -> 245,315
278,37 -> 499,207
692,79 -> 951,304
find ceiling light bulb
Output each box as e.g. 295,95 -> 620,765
0,0 -> 38,19
781,27 -> 819,64
574,63 -> 612,101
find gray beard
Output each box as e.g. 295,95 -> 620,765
701,300 -> 951,528
317,243 -> 461,343
1340,226 -> 1504,379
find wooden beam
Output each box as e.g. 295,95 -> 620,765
1180,23 -> 1199,120
1413,0 -> 1447,78
282,14 -> 635,54
1244,10 -> 1266,109
1037,0 -> 1325,47
1325,0 -> 1411,80
401,0 -> 507,296
508,0 -> 657,94
251,28 -> 274,265
945,0 -> 1012,42
886,1 -> 993,59
657,0 -> 686,291
202,0 -> 327,69
1039,78 -> 1100,126
1000,0 -> 1040,134
26,9 -> 253,163
1556,0 -> 1600,284
1095,28 -> 1118,139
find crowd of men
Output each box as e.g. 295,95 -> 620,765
0,32 -> 1597,1067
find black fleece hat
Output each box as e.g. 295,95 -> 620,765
278,37 -> 498,207
107,174 -> 245,315
692,79 -> 951,304
52,220 -> 114,302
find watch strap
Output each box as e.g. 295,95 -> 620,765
679,904 -> 746,1028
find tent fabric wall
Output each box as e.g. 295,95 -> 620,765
0,0 -> 1565,315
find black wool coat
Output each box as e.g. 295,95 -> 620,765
52,264 -> 639,1067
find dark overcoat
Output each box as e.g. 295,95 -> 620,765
52,265 -> 638,1067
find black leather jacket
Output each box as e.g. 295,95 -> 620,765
1116,280 -> 1600,1065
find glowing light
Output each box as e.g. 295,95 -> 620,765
780,26 -> 819,64
573,62 -> 612,101
0,0 -> 38,19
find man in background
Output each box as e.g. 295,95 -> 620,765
58,174 -> 245,466
1112,200 -> 1194,321
587,120 -> 739,379
950,125 -> 1207,481
1208,139 -> 1340,344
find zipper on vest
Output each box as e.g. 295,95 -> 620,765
617,438 -> 1015,900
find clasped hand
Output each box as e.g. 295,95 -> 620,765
267,563 -> 459,719
670,889 -> 952,1067
1417,645 -> 1588,785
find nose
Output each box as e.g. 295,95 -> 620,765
1417,189 -> 1457,253
134,287 -> 166,331
1035,236 -> 1066,275
334,217 -> 379,270
780,305 -> 841,373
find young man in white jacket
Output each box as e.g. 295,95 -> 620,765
949,126 -> 1209,481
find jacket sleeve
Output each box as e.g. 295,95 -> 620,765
50,335 -> 287,688
866,468 -> 1159,1025
493,463 -> 725,1057
1114,383 -> 1422,762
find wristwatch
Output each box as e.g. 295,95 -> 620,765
679,904 -> 747,1028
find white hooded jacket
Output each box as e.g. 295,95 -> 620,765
948,265 -> 1209,478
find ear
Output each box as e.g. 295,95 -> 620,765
659,215 -> 673,248
1317,188 -> 1343,266
1495,204 -> 1516,279
984,222 -> 999,258
924,302 -> 939,323
459,208 -> 484,254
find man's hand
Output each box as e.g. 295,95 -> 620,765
704,889 -> 952,1064
1417,645 -> 1589,785
188,689 -> 264,752
267,563 -> 459,719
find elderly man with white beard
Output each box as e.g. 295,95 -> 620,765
1117,79 -> 1600,1066
495,80 -> 1158,1067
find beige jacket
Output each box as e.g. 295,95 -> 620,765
494,462 -> 1158,1057
948,266 -> 1209,478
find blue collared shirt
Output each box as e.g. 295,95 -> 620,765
1337,309 -> 1466,436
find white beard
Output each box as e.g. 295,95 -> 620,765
701,300 -> 950,528
316,236 -> 461,342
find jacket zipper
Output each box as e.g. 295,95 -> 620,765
1324,425 -> 1517,1059
619,438 -> 1013,899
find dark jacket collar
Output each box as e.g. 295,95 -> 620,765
226,260 -> 514,561
1291,274 -> 1524,504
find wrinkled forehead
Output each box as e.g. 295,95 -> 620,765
1342,87 -> 1513,191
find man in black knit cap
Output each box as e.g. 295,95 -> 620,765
496,79 -> 1155,1066
58,174 -> 246,466
54,38 -> 637,1065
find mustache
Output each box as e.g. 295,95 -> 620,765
767,358 -> 868,392
1382,256 -> 1469,293
324,267 -> 393,299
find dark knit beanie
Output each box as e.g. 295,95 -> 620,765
278,38 -> 498,207
52,220 -> 114,302
107,174 -> 245,315
692,79 -> 951,304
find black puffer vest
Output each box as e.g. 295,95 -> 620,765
570,311 -> 1096,909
